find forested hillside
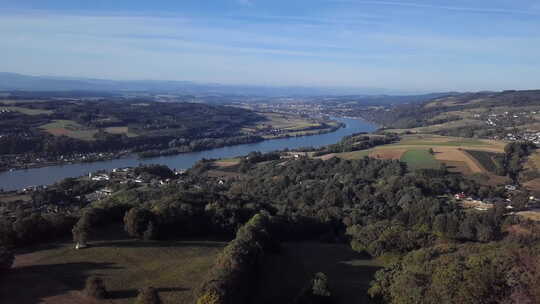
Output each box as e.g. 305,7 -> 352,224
2,151 -> 539,303
362,90 -> 540,139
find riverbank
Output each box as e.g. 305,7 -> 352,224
0,118 -> 376,191
0,151 -> 131,173
0,121 -> 345,173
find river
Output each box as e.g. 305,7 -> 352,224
0,118 -> 376,191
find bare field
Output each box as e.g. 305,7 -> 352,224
524,179 -> 540,195
369,149 -> 406,160
104,126 -> 138,138
525,151 -> 540,170
433,147 -> 484,173
104,126 -> 128,134
517,210 -> 540,222
441,160 -> 473,175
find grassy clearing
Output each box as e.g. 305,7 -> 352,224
104,126 -> 138,138
0,106 -> 52,115
385,119 -> 485,134
256,243 -> 382,304
2,238 -> 225,304
397,135 -> 487,147
244,112 -> 321,132
40,120 -> 98,141
335,150 -> 371,160
400,149 -> 440,170
41,120 -> 84,131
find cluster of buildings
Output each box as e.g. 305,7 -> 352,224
503,131 -> 540,145
479,111 -> 540,145
454,185 -> 539,213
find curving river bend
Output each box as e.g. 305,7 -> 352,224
0,118 -> 376,191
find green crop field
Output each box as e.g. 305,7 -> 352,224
400,149 -> 440,170
256,243 -> 382,304
2,238 -> 225,304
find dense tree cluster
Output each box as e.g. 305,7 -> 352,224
196,214 -> 279,304
0,212 -> 76,248
0,100 -> 263,157
503,141 -> 536,182
2,149 -> 538,303
312,133 -> 398,156
369,240 -> 540,304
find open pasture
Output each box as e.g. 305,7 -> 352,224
400,149 -> 440,170
40,120 -> 98,141
1,238 -> 225,304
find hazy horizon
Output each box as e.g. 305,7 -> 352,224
1,0 -> 539,92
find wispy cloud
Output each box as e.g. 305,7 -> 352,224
0,4 -> 539,91
340,1 -> 540,16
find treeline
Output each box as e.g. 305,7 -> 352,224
138,135 -> 264,158
503,141 -> 537,182
363,90 -> 540,131
0,99 -> 263,157
196,214 -> 279,304
312,133 -> 398,156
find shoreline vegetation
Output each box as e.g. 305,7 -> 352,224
0,120 -> 346,173
0,96 -> 348,173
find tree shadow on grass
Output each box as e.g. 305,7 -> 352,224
91,240 -> 226,249
255,243 -> 383,304
107,287 -> 189,300
0,262 -> 121,304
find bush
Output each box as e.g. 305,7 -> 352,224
124,208 -> 155,239
295,272 -> 332,304
83,276 -> 107,299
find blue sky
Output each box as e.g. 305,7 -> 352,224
0,0 -> 539,92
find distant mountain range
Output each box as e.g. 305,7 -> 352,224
0,72 -> 419,97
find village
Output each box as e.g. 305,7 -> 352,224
478,110 -> 540,145
0,150 -> 131,173
0,166 -> 187,219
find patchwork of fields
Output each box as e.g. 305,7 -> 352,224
242,112 -> 341,139
326,135 -> 508,184
40,120 -> 135,141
